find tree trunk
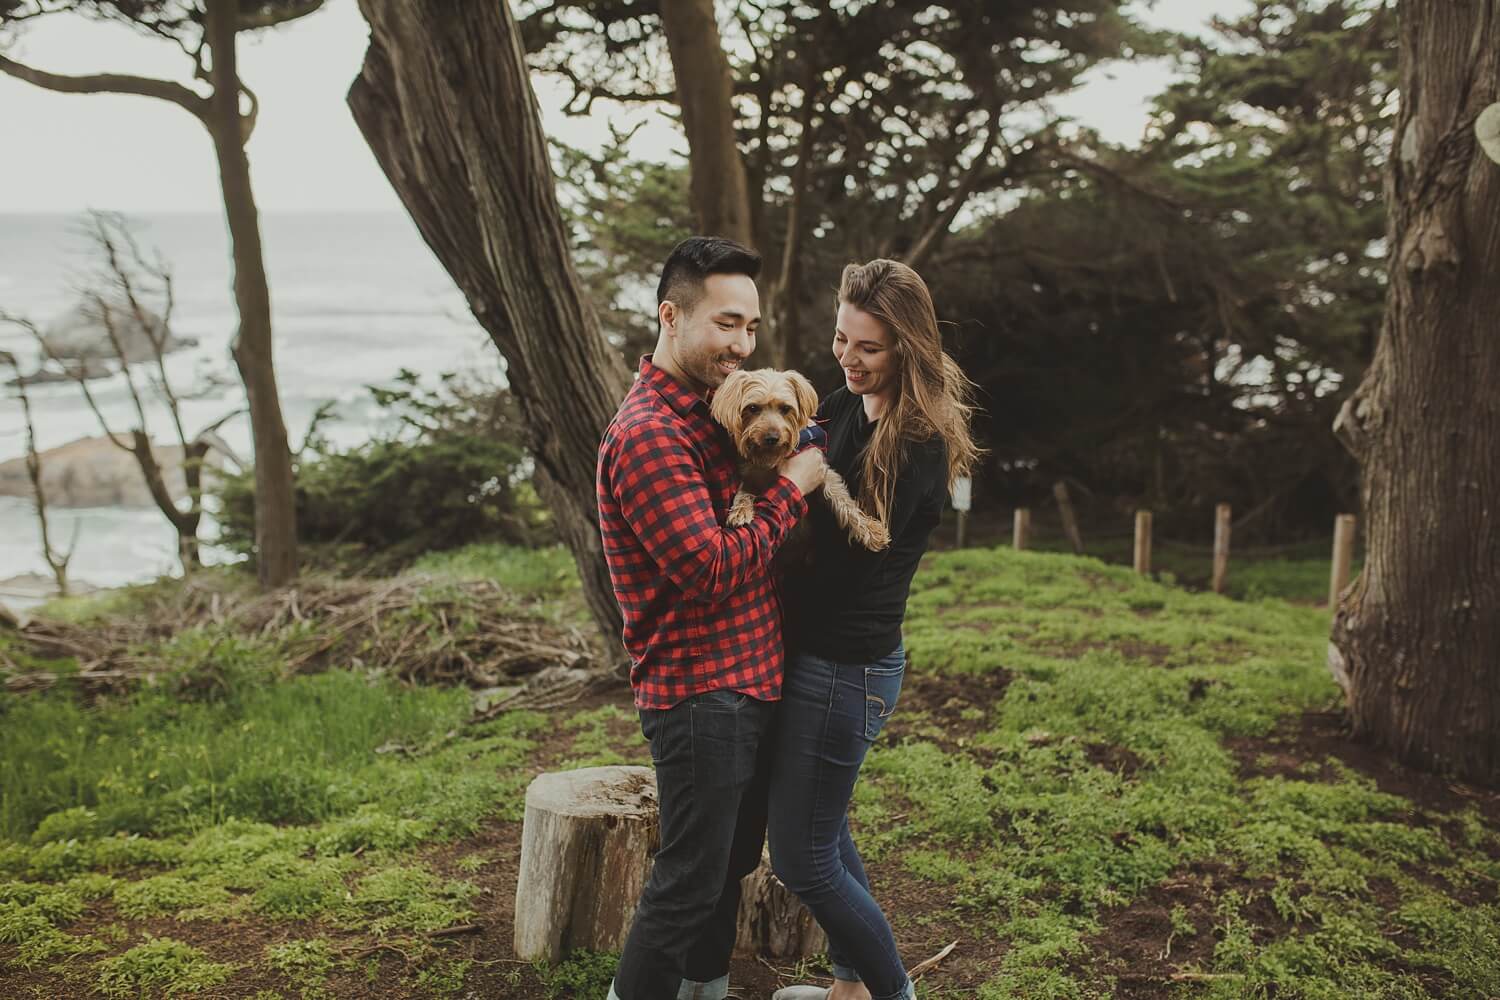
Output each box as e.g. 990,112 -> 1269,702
347,0 -> 630,655
733,852 -> 827,959
1330,1 -> 1500,785
513,766 -> 825,963
658,0 -> 754,249
205,0 -> 298,588
513,766 -> 658,962
128,429 -> 202,570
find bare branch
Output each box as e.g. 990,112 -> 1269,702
12,310 -> 134,456
1041,144 -> 1187,215
0,53 -> 208,119
0,344 -> 72,595
908,118 -> 1007,270
239,79 -> 259,140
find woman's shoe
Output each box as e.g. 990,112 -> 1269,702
770,988 -> 830,1000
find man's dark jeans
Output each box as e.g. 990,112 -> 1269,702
611,689 -> 773,1000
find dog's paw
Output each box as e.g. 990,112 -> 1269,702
853,516 -> 891,551
726,492 -> 756,527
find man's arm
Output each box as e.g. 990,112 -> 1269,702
607,419 -> 807,603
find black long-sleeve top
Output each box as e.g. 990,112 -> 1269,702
784,386 -> 948,664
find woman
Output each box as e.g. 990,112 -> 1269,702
770,260 -> 980,1000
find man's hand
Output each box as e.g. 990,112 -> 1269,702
780,447 -> 826,496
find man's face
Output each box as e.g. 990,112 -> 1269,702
663,273 -> 760,395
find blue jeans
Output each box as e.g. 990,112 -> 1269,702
767,646 -> 914,1000
611,689 -> 774,1000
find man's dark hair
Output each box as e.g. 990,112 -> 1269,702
656,236 -> 762,317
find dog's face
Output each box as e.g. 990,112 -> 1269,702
710,369 -> 819,465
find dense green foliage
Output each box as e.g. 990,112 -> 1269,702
216,370 -> 550,570
530,0 -> 1393,543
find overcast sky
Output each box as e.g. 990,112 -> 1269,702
0,0 -> 1248,214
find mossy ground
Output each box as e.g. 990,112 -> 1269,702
1,543 -> 1492,998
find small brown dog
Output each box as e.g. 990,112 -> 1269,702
710,368 -> 890,550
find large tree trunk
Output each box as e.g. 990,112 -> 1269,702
205,0 -> 299,588
347,0 -> 630,655
1330,2 -> 1500,785
658,0 -> 754,248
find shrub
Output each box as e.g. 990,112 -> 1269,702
216,369 -> 551,567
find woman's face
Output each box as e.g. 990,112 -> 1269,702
833,302 -> 898,408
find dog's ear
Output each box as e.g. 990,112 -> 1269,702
786,370 -> 819,424
710,370 -> 749,430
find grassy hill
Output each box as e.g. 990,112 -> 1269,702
1,544 -> 1495,998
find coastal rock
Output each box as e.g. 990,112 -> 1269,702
0,573 -> 100,604
34,295 -> 196,375
0,435 -> 206,508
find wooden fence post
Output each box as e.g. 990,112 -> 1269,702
1133,510 -> 1152,575
1053,481 -> 1084,554
1330,513 -> 1357,608
1212,503 -> 1232,594
1013,508 -> 1030,551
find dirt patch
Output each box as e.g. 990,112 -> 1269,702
888,667 -> 1014,756
1082,860 -> 1290,998
1083,712 -> 1500,996
858,856 -> 1005,995
1228,709 -> 1500,829
1085,742 -> 1144,778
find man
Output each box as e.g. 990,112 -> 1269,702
597,236 -> 825,1000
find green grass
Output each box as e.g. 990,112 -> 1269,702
95,937 -> 235,997
871,546 -> 1499,998
1026,532 -> 1362,604
1,541 -> 1492,999
413,542 -> 583,601
0,642 -> 478,841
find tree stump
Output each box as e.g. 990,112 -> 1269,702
513,766 -> 659,962
513,766 -> 825,962
734,850 -> 827,959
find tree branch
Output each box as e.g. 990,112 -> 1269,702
0,53 -> 208,119
17,314 -> 135,457
908,117 -> 1006,270
239,79 -> 259,140
0,348 -> 73,594
0,52 -> 211,117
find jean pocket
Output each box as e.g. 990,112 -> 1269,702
862,652 -> 906,742
690,688 -> 750,711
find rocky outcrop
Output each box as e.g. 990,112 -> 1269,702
0,435 -> 204,508
4,296 -> 198,386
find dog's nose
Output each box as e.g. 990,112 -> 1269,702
761,432 -> 780,446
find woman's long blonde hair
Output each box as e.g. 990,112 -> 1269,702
837,259 -> 981,525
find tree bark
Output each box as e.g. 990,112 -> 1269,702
733,852 -> 827,959
658,0 -> 754,248
513,766 -> 658,961
513,766 -> 825,963
347,0 -> 630,654
1330,1 -> 1500,785
128,429 -> 203,569
205,0 -> 298,588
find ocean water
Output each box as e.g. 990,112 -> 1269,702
0,212 -> 497,599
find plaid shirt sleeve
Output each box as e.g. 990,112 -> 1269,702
608,417 -> 806,603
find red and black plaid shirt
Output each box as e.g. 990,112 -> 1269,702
597,356 -> 807,709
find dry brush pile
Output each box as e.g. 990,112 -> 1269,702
1,573 -> 601,701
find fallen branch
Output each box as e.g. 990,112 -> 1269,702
907,940 -> 957,981
340,923 -> 484,961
